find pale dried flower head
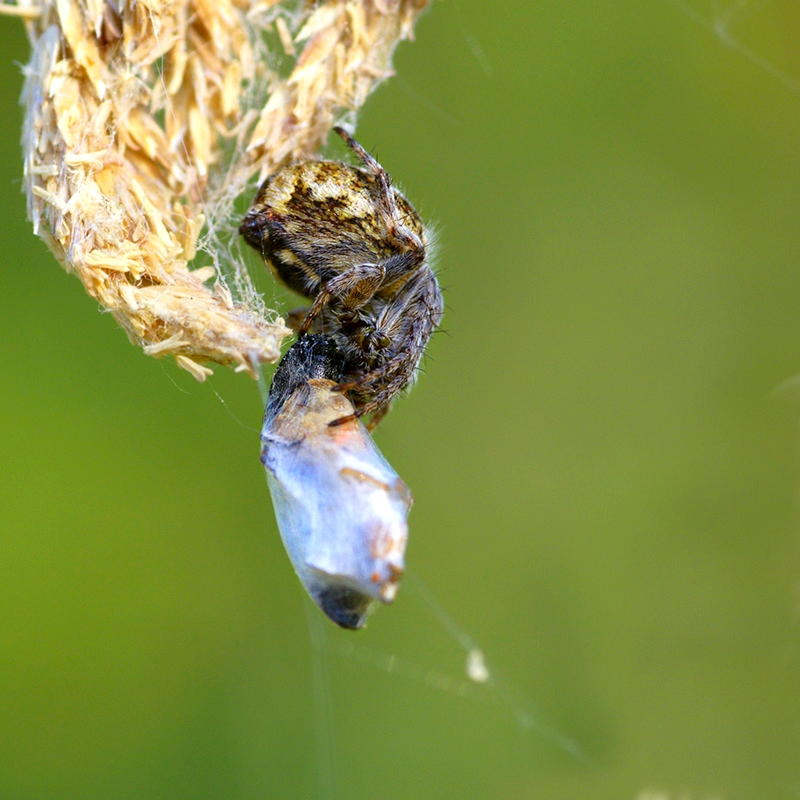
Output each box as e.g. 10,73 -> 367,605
4,0 -> 428,380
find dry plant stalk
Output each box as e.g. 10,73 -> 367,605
6,0 -> 429,380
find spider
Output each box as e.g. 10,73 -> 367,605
240,127 -> 443,430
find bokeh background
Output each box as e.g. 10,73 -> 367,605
3,2 -> 800,798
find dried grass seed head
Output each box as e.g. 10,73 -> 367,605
16,0 -> 430,380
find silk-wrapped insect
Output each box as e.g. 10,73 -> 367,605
241,127 -> 443,429
261,335 -> 412,629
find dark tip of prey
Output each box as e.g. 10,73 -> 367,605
315,584 -> 373,630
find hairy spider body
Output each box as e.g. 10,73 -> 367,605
241,127 -> 443,428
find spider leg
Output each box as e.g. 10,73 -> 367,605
327,396 -> 394,431
297,262 -> 385,336
334,350 -> 408,393
329,358 -> 410,430
334,126 -> 392,196
284,306 -> 311,333
333,127 -> 426,274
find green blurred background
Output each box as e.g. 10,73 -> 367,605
3,2 -> 800,798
